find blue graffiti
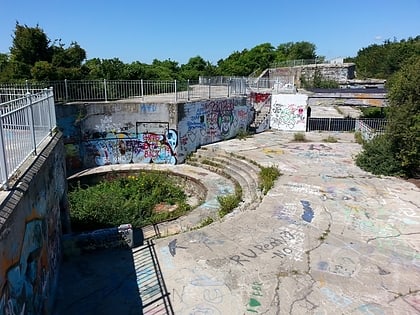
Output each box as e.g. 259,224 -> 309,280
300,200 -> 314,223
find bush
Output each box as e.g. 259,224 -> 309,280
355,135 -> 404,176
68,171 -> 190,231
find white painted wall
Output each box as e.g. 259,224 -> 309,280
270,93 -> 308,131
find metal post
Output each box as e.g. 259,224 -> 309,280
187,79 -> 190,101
227,79 -> 231,97
104,79 -> 108,102
208,79 -> 211,99
65,79 -> 69,101
0,118 -> 9,190
141,79 -> 144,101
26,92 -> 37,155
46,88 -> 54,135
174,80 -> 177,102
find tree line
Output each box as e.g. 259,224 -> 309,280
0,23 -> 319,82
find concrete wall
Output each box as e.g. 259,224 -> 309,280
56,97 -> 252,174
177,98 -> 252,161
0,133 -> 68,315
268,63 -> 356,87
270,93 -> 309,131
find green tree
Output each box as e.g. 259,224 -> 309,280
356,55 -> 420,177
180,55 -> 215,80
385,55 -> 420,176
31,61 -> 57,81
275,41 -> 317,64
355,36 -> 420,79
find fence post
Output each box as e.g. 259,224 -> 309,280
26,92 -> 37,156
328,118 -> 331,131
104,79 -> 108,102
25,80 -> 29,93
0,118 -> 9,190
65,79 -> 69,101
46,88 -> 54,135
227,79 -> 231,97
174,80 -> 178,102
187,79 -> 190,101
208,79 -> 211,99
141,79 -> 144,101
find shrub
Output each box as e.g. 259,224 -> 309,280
355,135 -> 404,176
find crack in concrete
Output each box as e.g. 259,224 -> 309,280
366,231 -> 420,244
287,206 -> 333,314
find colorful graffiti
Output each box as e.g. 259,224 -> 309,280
177,99 -> 251,162
270,94 -> 308,131
83,129 -> 178,167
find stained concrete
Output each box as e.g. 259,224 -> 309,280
54,131 -> 420,315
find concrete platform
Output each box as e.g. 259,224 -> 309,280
54,131 -> 420,315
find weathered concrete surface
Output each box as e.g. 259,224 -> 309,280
54,131 -> 420,315
154,131 -> 420,314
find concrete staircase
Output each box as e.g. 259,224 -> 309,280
250,104 -> 271,130
186,146 -> 263,212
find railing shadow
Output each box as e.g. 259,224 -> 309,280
53,230 -> 174,314
132,240 -> 174,315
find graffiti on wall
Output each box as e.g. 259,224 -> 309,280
270,94 -> 308,131
177,99 -> 251,162
0,207 -> 62,315
83,128 -> 178,166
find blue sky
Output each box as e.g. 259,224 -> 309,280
1,0 -> 419,65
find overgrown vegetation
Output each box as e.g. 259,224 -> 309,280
68,171 -> 190,231
259,165 -> 281,195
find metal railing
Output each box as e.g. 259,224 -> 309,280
1,79 -> 252,103
1,78 -> 299,103
308,118 -> 387,135
0,88 -> 56,189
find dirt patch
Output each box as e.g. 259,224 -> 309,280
405,178 -> 420,189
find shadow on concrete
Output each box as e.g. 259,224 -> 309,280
53,239 -> 173,314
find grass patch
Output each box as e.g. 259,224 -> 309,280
259,165 -> 281,195
236,129 -> 253,140
293,132 -> 307,142
196,216 -> 214,228
218,182 -> 243,218
354,131 -> 364,144
322,135 -> 338,143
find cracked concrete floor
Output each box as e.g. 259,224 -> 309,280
153,131 -> 420,315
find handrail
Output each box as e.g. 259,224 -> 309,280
0,88 -> 56,189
